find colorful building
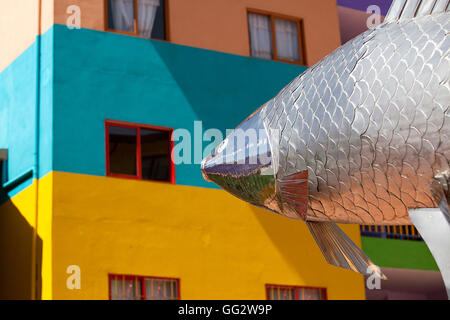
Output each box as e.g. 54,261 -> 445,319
0,0 -> 445,300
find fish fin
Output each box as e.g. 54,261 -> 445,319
385,0 -> 444,23
431,179 -> 450,218
278,170 -> 309,220
306,221 -> 387,279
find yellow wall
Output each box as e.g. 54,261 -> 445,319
53,0 -> 341,65
0,182 -> 36,299
51,171 -> 365,300
0,173 -> 53,299
0,0 -> 53,72
37,173 -> 53,300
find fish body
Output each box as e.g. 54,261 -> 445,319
201,0 -> 450,276
261,10 -> 450,226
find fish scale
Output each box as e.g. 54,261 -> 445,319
261,12 -> 450,225
201,0 -> 450,279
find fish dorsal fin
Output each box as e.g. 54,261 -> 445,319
278,170 -> 309,220
385,0 -> 448,22
307,221 -> 387,279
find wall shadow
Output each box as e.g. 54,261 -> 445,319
151,40 -> 306,131
247,204 -> 367,290
0,188 -> 42,300
248,205 -> 341,282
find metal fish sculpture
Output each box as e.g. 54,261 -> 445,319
201,0 -> 450,279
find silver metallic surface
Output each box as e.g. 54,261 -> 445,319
201,1 -> 450,276
409,208 -> 450,298
202,4 -> 450,226
307,220 -> 385,279
201,109 -> 282,214
259,11 -> 450,225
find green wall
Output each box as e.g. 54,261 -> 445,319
362,236 -> 439,271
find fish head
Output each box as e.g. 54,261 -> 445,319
201,107 -> 282,213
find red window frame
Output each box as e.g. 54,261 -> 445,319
265,284 -> 327,300
108,273 -> 180,300
105,119 -> 175,184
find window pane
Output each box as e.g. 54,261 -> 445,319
137,0 -> 166,39
110,276 -> 142,300
0,161 -> 3,185
108,126 -> 137,176
141,128 -> 171,182
267,285 -> 326,300
145,278 -> 179,300
0,160 -> 6,185
274,18 -> 300,62
108,0 -> 135,33
297,287 -> 326,300
248,13 -> 273,59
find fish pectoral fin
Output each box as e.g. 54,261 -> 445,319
278,170 -> 309,219
306,221 -> 386,279
431,179 -> 450,218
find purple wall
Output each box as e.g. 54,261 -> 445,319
337,0 -> 392,15
337,0 -> 393,44
365,268 -> 448,300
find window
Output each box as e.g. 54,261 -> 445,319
248,10 -> 306,65
109,274 -> 180,300
106,0 -> 167,40
266,284 -> 327,300
360,225 -> 423,241
105,120 -> 174,183
0,161 -> 3,185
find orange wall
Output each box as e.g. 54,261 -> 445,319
54,0 -> 104,31
53,0 -> 341,65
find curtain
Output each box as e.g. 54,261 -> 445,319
274,18 -> 300,62
110,278 -> 141,300
145,278 -> 176,300
297,287 -> 324,300
109,0 -> 135,33
248,13 -> 273,59
138,0 -> 160,38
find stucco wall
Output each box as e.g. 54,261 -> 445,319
0,0 -> 53,73
51,171 -> 365,300
0,173 -> 53,300
54,0 -> 342,65
0,28 -> 54,198
48,25 -> 365,300
52,25 -> 306,189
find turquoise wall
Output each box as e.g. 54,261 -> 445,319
0,29 -> 53,200
52,24 -> 306,188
